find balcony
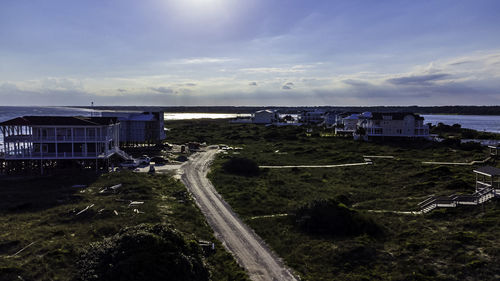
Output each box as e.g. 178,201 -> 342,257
4,135 -> 113,143
2,149 -> 115,160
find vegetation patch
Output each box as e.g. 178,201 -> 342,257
295,199 -> 383,237
223,157 -> 260,177
78,223 -> 209,281
168,119 -> 500,280
0,171 -> 248,281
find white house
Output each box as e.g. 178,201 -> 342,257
324,111 -> 339,127
0,116 -> 121,160
253,110 -> 279,124
335,113 -> 360,134
358,112 -> 429,138
101,111 -> 166,145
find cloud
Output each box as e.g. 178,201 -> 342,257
1,50 -> 499,106
40,77 -> 84,90
174,88 -> 192,95
282,82 -> 294,90
342,79 -> 371,87
149,87 -> 174,94
175,57 -> 232,64
240,65 -> 312,74
386,73 -> 449,86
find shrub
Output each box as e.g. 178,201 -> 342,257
294,199 -> 382,237
223,158 -> 260,177
460,141 -> 483,151
78,224 -> 209,281
444,179 -> 471,190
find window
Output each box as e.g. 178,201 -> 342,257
34,144 -> 48,153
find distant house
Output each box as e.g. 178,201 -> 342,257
323,111 -> 339,127
101,111 -> 166,146
335,113 -> 363,134
359,112 -> 429,138
253,110 -> 279,124
299,110 -> 325,125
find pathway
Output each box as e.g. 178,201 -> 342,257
180,147 -> 298,281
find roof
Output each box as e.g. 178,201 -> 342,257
255,109 -> 276,114
344,114 -> 359,120
473,166 -> 500,176
0,116 -> 118,126
101,111 -> 160,121
370,112 -> 424,121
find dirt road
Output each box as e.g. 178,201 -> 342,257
180,147 -> 298,281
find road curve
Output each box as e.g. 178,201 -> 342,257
180,147 -> 299,281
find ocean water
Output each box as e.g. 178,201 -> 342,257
164,113 -> 251,120
422,114 -> 500,134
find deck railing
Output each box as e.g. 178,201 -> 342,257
4,135 -> 112,142
2,150 -> 113,159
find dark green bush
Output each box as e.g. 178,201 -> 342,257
78,224 -> 209,281
294,199 -> 382,237
460,141 -> 483,151
444,179 -> 471,190
223,158 -> 260,176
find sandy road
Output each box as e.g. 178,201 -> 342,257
180,147 -> 298,281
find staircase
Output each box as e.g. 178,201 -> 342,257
113,149 -> 134,161
419,187 -> 498,214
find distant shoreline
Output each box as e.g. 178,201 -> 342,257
63,105 -> 500,116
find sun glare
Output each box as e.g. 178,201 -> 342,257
166,0 -> 232,21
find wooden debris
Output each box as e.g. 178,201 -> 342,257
76,204 -> 94,216
113,210 -> 119,216
99,183 -> 122,194
9,241 -> 36,258
128,201 -> 144,207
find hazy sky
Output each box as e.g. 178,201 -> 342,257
1,0 -> 499,106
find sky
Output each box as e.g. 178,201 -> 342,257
1,0 -> 499,106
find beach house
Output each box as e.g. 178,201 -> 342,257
101,111 -> 166,146
299,110 -> 325,125
253,109 -> 279,124
0,116 -> 122,174
358,112 -> 429,138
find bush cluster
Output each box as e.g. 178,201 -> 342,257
295,199 -> 382,237
78,224 -> 209,281
223,157 -> 260,177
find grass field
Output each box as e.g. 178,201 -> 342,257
0,171 -> 248,281
168,119 -> 500,281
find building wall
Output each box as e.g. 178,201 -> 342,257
102,111 -> 165,144
253,111 -> 277,124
